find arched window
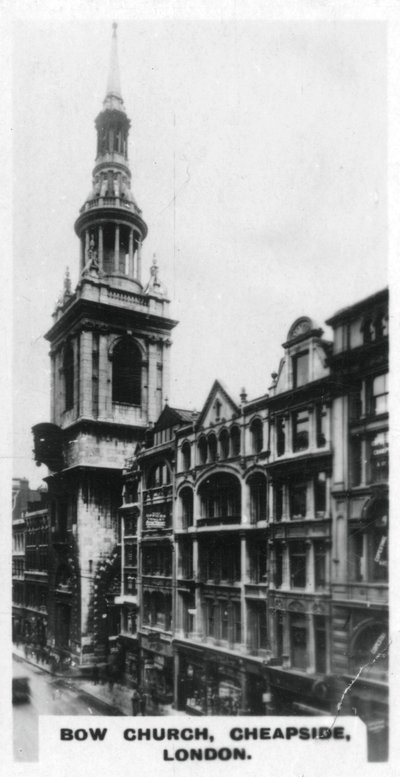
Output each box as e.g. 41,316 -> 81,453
112,338 -> 141,405
198,473 -> 241,523
181,442 -> 191,470
219,429 -> 230,459
198,436 -> 207,465
248,473 -> 267,523
208,434 -> 218,462
64,342 -> 74,411
180,487 -> 194,529
350,622 -> 388,681
230,426 -> 241,457
250,418 -> 263,454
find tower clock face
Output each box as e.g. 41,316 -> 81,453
289,318 -> 312,339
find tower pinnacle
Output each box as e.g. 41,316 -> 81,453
74,23 -> 148,293
104,22 -> 124,111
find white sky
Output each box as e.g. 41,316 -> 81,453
12,17 -> 387,487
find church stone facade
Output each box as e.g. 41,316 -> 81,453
32,24 -> 176,668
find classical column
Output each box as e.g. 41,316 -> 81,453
308,404 -> 315,450
98,225 -> 104,271
307,612 -> 316,674
79,330 -> 92,417
241,533 -> 248,583
282,483 -> 290,521
85,230 -> 90,264
361,438 -> 367,485
306,540 -> 314,592
241,532 -> 247,650
307,477 -> 315,519
128,229 -> 134,277
285,413 -> 292,453
114,224 -> 120,272
137,240 -> 142,282
282,541 -> 290,589
173,650 -> 180,711
282,611 -> 290,667
193,538 -> 202,639
80,236 -> 85,273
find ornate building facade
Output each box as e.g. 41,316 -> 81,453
118,290 -> 388,760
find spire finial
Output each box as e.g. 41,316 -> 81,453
64,266 -> 71,296
104,21 -> 123,108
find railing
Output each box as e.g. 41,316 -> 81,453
144,485 -> 173,500
107,288 -> 149,307
83,196 -> 141,214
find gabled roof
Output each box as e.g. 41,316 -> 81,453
154,405 -> 196,431
196,379 -> 240,429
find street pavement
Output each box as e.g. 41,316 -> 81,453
13,656 -> 121,762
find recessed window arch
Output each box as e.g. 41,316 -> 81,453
208,433 -> 218,462
181,441 -> 191,470
248,472 -> 267,523
230,426 -> 241,457
112,337 -> 142,406
198,472 -> 241,522
179,486 -> 194,529
198,436 -> 207,465
219,428 -> 230,459
64,342 -> 74,411
250,417 -> 263,454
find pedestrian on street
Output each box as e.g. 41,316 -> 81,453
92,663 -> 99,685
139,692 -> 146,716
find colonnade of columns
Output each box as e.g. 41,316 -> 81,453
80,224 -> 142,280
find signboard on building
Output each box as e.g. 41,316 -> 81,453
144,507 -> 168,530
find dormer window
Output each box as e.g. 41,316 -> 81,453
292,351 -> 309,388
214,398 -> 222,421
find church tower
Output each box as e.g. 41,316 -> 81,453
33,25 -> 177,666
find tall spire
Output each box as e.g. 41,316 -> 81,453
74,22 -> 148,294
104,22 -> 124,111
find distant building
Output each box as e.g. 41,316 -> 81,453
12,478 -> 47,645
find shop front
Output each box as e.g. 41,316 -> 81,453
266,665 -> 333,715
175,643 -> 250,715
140,632 -> 173,706
118,635 -> 140,687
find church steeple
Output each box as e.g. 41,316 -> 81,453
74,23 -> 147,291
